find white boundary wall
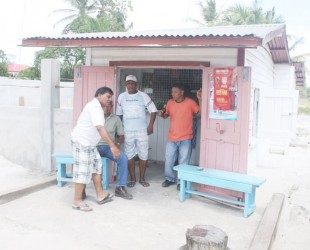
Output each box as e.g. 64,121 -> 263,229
0,60 -> 73,171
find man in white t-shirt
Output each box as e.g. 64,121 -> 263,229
116,75 -> 157,187
71,86 -> 120,212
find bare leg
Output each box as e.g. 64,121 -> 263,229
74,183 -> 85,205
128,158 -> 136,185
139,159 -> 150,187
92,173 -> 108,201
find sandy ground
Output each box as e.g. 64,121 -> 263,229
0,115 -> 309,250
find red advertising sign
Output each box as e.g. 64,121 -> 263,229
213,68 -> 233,111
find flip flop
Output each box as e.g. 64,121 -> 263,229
127,181 -> 136,188
139,180 -> 150,187
72,203 -> 93,212
97,193 -> 114,205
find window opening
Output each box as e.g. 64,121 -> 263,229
118,68 -> 202,109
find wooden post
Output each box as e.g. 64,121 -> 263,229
185,225 -> 228,250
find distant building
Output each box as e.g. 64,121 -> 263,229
7,64 -> 30,76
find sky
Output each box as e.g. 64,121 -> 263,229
0,0 -> 309,82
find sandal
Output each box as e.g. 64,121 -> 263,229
127,181 -> 136,188
97,193 -> 114,205
139,180 -> 150,187
72,202 -> 93,212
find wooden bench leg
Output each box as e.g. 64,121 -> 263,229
101,158 -> 110,190
179,179 -> 186,202
57,163 -> 67,187
244,193 -> 250,217
186,181 -> 192,198
244,191 -> 257,218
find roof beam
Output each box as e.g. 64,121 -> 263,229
21,37 -> 262,48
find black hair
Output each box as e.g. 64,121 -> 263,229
171,83 -> 185,91
94,87 -> 114,97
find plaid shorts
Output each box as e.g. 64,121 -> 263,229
71,140 -> 102,184
124,130 -> 148,160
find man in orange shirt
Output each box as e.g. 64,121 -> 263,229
159,84 -> 202,187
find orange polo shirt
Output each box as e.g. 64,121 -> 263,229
166,97 -> 199,142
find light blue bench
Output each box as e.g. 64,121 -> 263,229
174,164 -> 266,217
54,153 -> 110,190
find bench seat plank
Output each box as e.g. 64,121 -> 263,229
174,164 -> 266,217
54,153 -> 110,189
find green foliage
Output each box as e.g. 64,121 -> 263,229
298,103 -> 310,115
31,0 -> 133,81
0,49 -> 9,76
306,87 -> 310,99
33,48 -> 85,81
53,0 -> 132,34
199,0 -> 284,26
0,62 -> 8,76
199,0 -> 218,26
0,49 -> 9,63
298,88 -> 310,114
17,67 -> 40,80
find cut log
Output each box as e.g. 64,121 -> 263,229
186,225 -> 228,250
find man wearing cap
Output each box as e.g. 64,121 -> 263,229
116,75 -> 157,187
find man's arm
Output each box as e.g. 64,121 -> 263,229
117,135 -> 124,145
196,88 -> 202,115
96,125 -> 120,158
147,112 -> 156,135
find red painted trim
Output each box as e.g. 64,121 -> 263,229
237,48 -> 245,66
22,37 -> 262,48
110,61 -> 210,67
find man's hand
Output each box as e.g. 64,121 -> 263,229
111,145 -> 120,159
158,105 -> 169,119
197,88 -> 202,100
147,124 -> 154,135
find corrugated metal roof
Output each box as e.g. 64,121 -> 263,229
22,24 -> 290,63
25,24 -> 285,42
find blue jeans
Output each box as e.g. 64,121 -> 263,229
164,140 -> 192,182
97,145 -> 128,187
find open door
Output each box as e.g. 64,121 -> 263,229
73,66 -> 115,127
199,67 -> 252,198
73,66 -> 116,183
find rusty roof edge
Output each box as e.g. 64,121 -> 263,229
262,24 -> 291,64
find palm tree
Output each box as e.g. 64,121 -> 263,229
198,0 -> 284,26
95,0 -> 132,32
222,0 -> 284,25
222,4 -> 253,25
52,0 -> 132,33
51,0 -> 98,34
198,0 -> 219,26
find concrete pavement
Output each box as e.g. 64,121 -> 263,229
1,144 -> 309,249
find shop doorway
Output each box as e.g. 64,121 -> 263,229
117,67 -> 203,165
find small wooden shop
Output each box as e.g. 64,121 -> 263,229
22,23 -> 298,181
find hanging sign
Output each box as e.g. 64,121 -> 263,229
209,68 -> 238,120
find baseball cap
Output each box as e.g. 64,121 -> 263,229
125,75 -> 137,82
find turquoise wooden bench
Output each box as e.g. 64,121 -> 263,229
173,164 -> 266,217
54,153 -> 110,190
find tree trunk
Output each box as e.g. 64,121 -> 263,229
186,225 -> 228,250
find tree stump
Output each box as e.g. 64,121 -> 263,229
185,225 -> 228,250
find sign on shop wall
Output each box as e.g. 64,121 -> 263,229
209,68 -> 238,120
